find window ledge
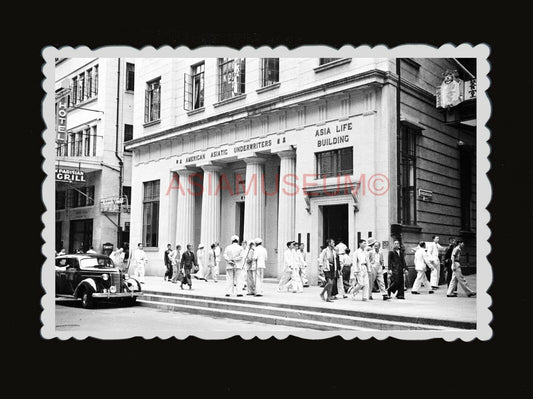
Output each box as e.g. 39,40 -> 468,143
143,247 -> 159,252
314,58 -> 352,73
69,96 -> 98,110
213,94 -> 247,108
143,119 -> 161,128
399,224 -> 423,233
256,82 -> 280,94
187,107 -> 205,117
125,89 -> 135,95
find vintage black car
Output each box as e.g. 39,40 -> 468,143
55,254 -> 142,308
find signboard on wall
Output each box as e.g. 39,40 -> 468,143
436,69 -> 476,109
56,95 -> 68,143
55,168 -> 86,182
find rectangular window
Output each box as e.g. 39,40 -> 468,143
56,191 -> 66,210
69,133 -> 75,155
316,147 -> 353,178
460,147 -> 473,231
183,63 -> 205,111
78,73 -> 85,102
83,128 -> 90,156
72,77 -> 78,105
122,186 -> 131,208
126,63 -> 135,91
92,126 -> 97,156
76,131 -> 83,156
398,124 -> 418,225
261,58 -> 279,87
86,68 -> 92,98
93,65 -> 98,96
142,180 -> 160,247
218,58 -> 245,101
124,124 -> 133,142
145,78 -> 161,123
319,58 -> 341,65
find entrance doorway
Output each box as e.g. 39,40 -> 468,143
69,219 -> 93,253
322,204 -> 348,248
235,202 -> 245,243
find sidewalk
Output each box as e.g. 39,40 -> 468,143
139,273 -> 477,324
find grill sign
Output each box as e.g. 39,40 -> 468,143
56,168 -> 86,182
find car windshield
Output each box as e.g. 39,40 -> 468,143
79,257 -> 114,268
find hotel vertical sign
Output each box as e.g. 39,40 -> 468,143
56,94 -> 68,143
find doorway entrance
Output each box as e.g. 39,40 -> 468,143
235,202 -> 245,243
69,219 -> 93,253
322,204 -> 348,248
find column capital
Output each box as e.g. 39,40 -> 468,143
197,162 -> 224,173
238,153 -> 268,165
276,149 -> 296,159
176,167 -> 202,176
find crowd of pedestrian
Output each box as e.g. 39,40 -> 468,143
315,236 -> 476,303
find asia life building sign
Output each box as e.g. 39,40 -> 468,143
436,70 -> 476,109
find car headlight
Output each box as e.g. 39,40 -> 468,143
102,274 -> 109,281
110,286 -> 117,293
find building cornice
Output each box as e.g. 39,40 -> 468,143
125,69 -> 392,150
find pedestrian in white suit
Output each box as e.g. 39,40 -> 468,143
223,235 -> 245,297
427,235 -> 445,289
368,240 -> 390,301
349,239 -> 370,301
278,241 -> 296,291
412,241 -> 434,294
252,237 -> 268,296
130,243 -> 148,284
446,240 -> 476,298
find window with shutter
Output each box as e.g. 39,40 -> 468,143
183,73 -> 193,111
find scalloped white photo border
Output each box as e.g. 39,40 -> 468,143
41,44 -> 491,340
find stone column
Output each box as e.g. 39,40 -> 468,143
175,169 -> 197,248
276,150 -> 296,276
168,171 -> 179,246
242,156 -> 266,243
200,163 -> 223,248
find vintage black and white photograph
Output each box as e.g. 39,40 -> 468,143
41,44 -> 491,340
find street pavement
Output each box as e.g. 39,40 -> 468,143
56,298 -> 307,333
141,273 -> 477,324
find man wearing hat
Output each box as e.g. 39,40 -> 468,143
250,237 -> 268,296
367,239 -> 390,300
223,235 -> 245,297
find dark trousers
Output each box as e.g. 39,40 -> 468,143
164,262 -> 173,280
181,267 -> 192,287
342,266 -> 351,293
322,271 -> 335,299
445,260 -> 453,286
388,271 -> 405,298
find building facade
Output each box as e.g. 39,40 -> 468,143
124,57 -> 476,283
55,58 -> 135,255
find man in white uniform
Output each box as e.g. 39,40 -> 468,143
252,237 -> 268,296
194,243 -> 207,281
223,235 -> 244,297
111,247 -> 125,270
349,239 -> 370,301
367,239 -> 390,300
278,241 -> 296,291
412,241 -> 434,294
130,243 -> 148,284
297,243 -> 309,287
427,235 -> 445,289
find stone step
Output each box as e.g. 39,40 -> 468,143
141,289 -> 475,330
139,292 -> 465,331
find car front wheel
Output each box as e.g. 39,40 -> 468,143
81,291 -> 95,309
